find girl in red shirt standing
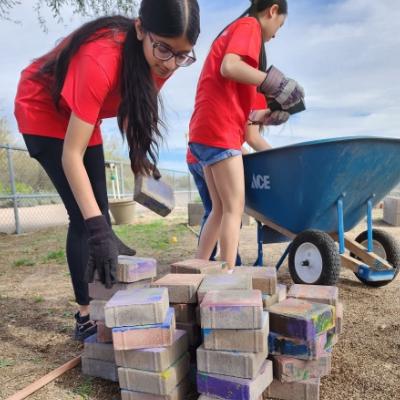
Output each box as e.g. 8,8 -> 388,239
14,0 -> 200,340
189,0 -> 303,268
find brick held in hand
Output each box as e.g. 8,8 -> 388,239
134,174 -> 175,217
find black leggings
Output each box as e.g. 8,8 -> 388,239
23,134 -> 111,306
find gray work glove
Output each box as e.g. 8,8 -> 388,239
85,215 -> 118,288
259,66 -> 305,110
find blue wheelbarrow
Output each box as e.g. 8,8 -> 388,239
243,136 -> 400,287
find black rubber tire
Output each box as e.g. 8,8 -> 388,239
350,229 -> 400,287
288,230 -> 341,285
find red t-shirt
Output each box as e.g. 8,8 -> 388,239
14,32 -> 168,146
189,17 -> 263,150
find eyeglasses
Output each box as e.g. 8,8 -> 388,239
148,33 -> 196,67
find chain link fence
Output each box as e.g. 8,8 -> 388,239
0,143 -> 198,234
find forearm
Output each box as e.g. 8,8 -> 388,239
62,150 -> 102,219
245,124 -> 272,152
62,113 -> 103,220
221,54 -> 266,86
247,135 -> 272,152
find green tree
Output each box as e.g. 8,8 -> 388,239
0,1 -> 138,21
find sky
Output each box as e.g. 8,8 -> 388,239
1,0 -> 400,170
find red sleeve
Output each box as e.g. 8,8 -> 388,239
61,54 -> 112,125
225,19 -> 262,68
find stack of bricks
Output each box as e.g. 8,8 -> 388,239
82,256 -> 157,382
168,259 -> 229,382
264,284 -> 343,400
106,287 -> 191,399
197,289 -> 274,400
233,267 -> 286,310
151,273 -> 205,364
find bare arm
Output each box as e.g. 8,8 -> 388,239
220,53 -> 266,85
62,113 -> 102,219
245,124 -> 272,152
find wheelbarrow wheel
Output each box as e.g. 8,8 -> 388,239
289,230 -> 340,285
350,229 -> 400,287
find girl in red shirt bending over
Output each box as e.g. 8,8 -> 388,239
189,0 -> 304,268
14,0 -> 200,340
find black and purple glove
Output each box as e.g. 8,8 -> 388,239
259,66 -> 305,110
85,215 -> 118,288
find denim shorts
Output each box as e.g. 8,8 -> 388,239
189,142 -> 241,167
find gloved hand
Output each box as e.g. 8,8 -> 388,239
264,109 -> 290,126
248,109 -> 290,126
259,66 -> 305,110
143,159 -> 162,180
85,215 -> 118,288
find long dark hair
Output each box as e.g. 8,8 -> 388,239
35,0 -> 200,175
216,0 -> 288,71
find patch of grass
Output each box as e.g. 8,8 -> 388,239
114,220 -> 188,252
73,377 -> 93,399
44,249 -> 66,264
0,359 -> 15,368
33,295 -> 44,303
13,258 -> 35,267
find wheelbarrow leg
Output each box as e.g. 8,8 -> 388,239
366,196 -> 375,252
275,243 -> 292,271
253,221 -> 264,266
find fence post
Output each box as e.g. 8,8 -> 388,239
187,171 -> 192,202
6,145 -> 21,234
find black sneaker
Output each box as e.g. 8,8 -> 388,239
74,312 -> 97,341
111,230 -> 136,256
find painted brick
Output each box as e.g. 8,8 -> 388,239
268,299 -> 335,341
199,396 -> 263,400
170,259 -> 227,275
81,356 -> 118,382
105,287 -> 169,328
263,293 -> 279,309
83,334 -> 115,363
287,284 -> 339,306
326,327 -> 338,349
197,359 -> 273,400
278,284 -> 287,302
118,353 -> 190,395
116,256 -> 157,283
176,321 -> 201,347
112,308 -> 176,351
268,331 -> 330,360
273,354 -> 331,382
335,302 -> 344,334
114,329 -> 188,372
233,267 -> 277,295
89,280 -> 152,301
197,274 -> 252,303
96,320 -> 113,343
172,304 -> 196,323
151,274 -> 205,304
203,311 -> 269,353
134,175 -> 175,217
200,290 -> 263,329
120,378 -> 190,400
265,378 -> 320,400
90,300 -> 107,321
197,344 -> 268,379
383,196 -> 400,226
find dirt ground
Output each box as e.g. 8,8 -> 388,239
0,208 -> 399,400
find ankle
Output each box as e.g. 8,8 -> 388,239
79,305 -> 90,317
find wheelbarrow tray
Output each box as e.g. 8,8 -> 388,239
243,137 -> 400,234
